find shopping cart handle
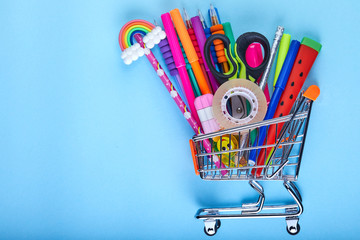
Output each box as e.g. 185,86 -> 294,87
189,139 -> 200,175
303,85 -> 320,101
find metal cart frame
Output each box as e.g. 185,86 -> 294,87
190,96 -> 313,236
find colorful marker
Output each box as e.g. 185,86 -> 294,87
161,13 -> 201,126
274,33 -> 291,87
248,40 -> 301,166
170,8 -> 212,95
191,16 -> 219,92
253,37 -> 322,177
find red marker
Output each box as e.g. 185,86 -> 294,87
253,37 -> 322,177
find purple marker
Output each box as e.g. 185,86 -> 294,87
191,16 -> 219,92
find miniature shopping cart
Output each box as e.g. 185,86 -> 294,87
189,93 -> 315,236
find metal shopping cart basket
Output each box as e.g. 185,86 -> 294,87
189,92 -> 316,236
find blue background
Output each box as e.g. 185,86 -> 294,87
1,0 -> 359,239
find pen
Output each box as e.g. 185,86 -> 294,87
258,26 -> 284,92
248,40 -> 300,166
170,8 -> 212,95
155,19 -> 188,106
183,8 -> 213,94
273,33 -> 291,87
161,12 -> 201,126
253,37 -> 322,177
198,9 -> 220,72
178,35 -> 202,97
209,4 -> 229,73
191,16 -> 219,92
208,4 -> 221,24
158,37 -> 188,107
133,33 -> 227,175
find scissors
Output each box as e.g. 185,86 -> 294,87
204,32 -> 270,85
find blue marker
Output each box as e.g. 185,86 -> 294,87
248,40 -> 301,166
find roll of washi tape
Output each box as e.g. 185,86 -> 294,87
212,79 -> 267,129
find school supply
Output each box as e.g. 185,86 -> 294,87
252,37 -> 322,177
212,134 -> 241,168
119,9 -> 322,235
208,4 -> 221,25
178,36 -> 202,97
262,85 -> 320,179
193,85 -> 318,236
119,20 -> 155,64
204,32 -> 270,85
248,40 -> 301,166
194,94 -> 220,134
161,13 -> 201,126
245,43 -> 263,67
170,9 -> 212,95
158,38 -> 188,106
198,10 -> 220,70
274,33 -> 291,87
245,43 -> 271,104
183,9 -> 213,94
191,16 -> 219,92
119,21 -> 227,175
258,26 -> 284,92
204,32 -> 271,145
212,79 -> 267,129
222,22 -> 236,58
209,5 -> 229,73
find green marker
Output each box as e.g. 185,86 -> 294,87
223,22 -> 239,80
222,23 -> 236,60
188,68 -> 201,97
178,35 -> 201,97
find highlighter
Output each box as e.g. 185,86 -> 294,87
161,13 -> 201,127
274,34 -> 291,87
248,40 -> 301,166
191,16 -> 219,92
170,8 -> 212,95
253,37 -> 322,177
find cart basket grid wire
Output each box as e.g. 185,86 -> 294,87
191,95 -> 313,181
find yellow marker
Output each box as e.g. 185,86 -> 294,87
273,34 -> 291,87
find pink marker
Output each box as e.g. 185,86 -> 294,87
161,13 -> 201,127
133,33 -> 227,175
246,43 -> 271,105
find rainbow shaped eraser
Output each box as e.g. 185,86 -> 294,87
119,19 -> 154,50
119,20 -> 166,65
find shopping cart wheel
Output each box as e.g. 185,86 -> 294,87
203,220 -> 221,236
286,222 -> 300,235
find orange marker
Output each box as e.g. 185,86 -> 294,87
183,8 -> 213,94
170,8 -> 212,95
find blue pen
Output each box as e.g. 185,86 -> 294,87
248,40 -> 301,166
208,4 -> 221,24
